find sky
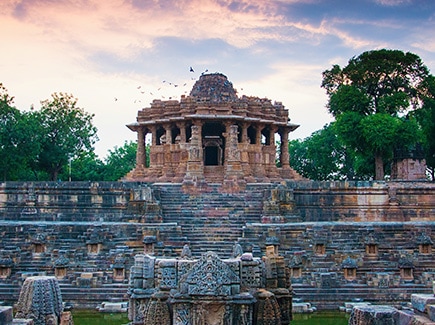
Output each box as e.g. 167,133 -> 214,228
1,0 -> 435,159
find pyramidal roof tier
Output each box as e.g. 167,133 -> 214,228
128,73 -> 298,130
190,73 -> 238,102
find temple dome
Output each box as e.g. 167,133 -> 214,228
189,73 -> 238,102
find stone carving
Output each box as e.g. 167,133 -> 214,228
255,290 -> 282,325
181,244 -> 192,259
232,242 -> 243,258
184,252 -> 240,296
15,276 -> 64,325
128,249 -> 291,325
143,291 -> 171,325
125,73 -> 302,185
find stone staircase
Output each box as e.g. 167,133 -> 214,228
155,183 -> 266,257
203,166 -> 225,183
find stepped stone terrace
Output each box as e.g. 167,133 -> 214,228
124,73 -> 303,190
1,73 -> 435,324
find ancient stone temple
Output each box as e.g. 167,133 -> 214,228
128,240 -> 291,325
124,73 -> 302,189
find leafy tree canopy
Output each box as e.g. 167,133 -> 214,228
289,123 -> 358,180
35,93 -> 98,181
321,49 -> 431,180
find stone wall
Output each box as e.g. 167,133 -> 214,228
0,180 -> 434,310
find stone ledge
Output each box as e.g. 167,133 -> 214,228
412,294 -> 435,313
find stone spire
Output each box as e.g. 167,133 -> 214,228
189,73 -> 238,102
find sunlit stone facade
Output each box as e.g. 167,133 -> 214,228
125,73 -> 302,189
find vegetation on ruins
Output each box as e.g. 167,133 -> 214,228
319,49 -> 434,180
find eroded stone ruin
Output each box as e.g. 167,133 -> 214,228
128,241 -> 291,325
0,73 -> 433,324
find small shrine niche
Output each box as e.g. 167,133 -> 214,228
400,267 -> 414,280
399,257 -> 414,281
344,268 -> 356,280
87,242 -> 102,255
31,232 -> 47,257
112,255 -> 126,282
314,243 -> 326,256
33,243 -> 46,254
265,236 -> 280,257
342,257 -> 358,281
143,235 -> 157,255
291,267 -> 302,278
419,243 -> 432,254
417,233 -> 433,255
55,267 -> 67,279
366,243 -> 378,256
364,233 -> 379,258
53,255 -> 69,279
0,258 -> 13,279
289,252 -> 304,279
113,268 -> 125,282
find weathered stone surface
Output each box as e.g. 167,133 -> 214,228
0,180 -> 434,310
128,249 -> 291,325
0,306 -> 13,323
125,73 -> 302,186
412,294 -> 435,313
15,276 -> 64,325
349,305 -> 398,325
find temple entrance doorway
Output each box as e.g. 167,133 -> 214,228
202,122 -> 225,166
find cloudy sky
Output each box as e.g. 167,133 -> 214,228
1,0 -> 434,158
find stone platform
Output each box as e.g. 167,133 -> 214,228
0,180 -> 433,310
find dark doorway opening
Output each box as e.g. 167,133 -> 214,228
205,146 -> 219,165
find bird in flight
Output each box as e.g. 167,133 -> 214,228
190,67 -> 194,72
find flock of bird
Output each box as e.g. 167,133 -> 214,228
114,67 -> 211,104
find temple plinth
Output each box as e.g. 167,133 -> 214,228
124,73 -> 302,188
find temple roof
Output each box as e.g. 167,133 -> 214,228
127,72 -> 299,132
190,73 -> 238,102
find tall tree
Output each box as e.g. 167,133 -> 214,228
322,49 -> 431,180
415,75 -> 435,180
289,123 -> 359,180
35,93 -> 98,181
102,141 -> 137,181
0,84 -> 40,180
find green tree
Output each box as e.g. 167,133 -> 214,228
289,123 -> 358,180
59,151 -> 104,181
35,93 -> 98,181
0,84 -> 40,180
322,49 -> 431,179
102,141 -> 137,181
415,75 -> 435,180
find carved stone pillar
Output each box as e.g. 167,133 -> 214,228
241,122 -> 249,144
222,124 -> 246,192
255,125 -> 262,145
182,123 -> 205,190
150,125 -> 157,146
280,128 -> 290,169
177,122 -> 187,143
165,125 -> 172,144
269,126 -> 277,147
136,127 -> 146,167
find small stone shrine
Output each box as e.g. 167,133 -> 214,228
128,240 -> 292,325
14,276 -> 73,325
124,73 -> 302,190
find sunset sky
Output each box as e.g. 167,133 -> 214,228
1,0 -> 435,158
